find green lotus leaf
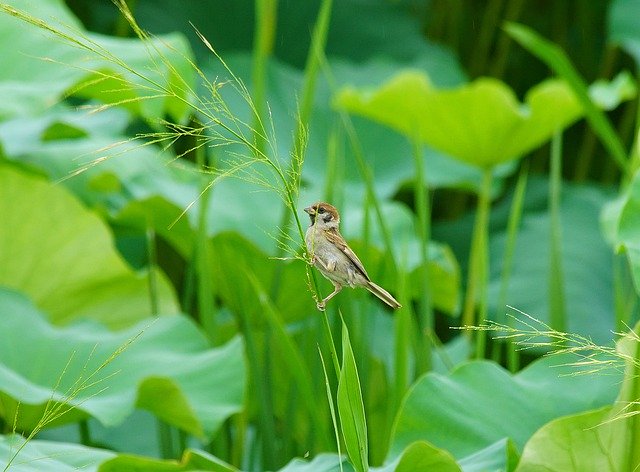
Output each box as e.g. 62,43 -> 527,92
0,434 -> 115,472
0,0 -> 194,121
388,352 -> 620,460
517,322 -> 640,471
335,71 -> 587,168
0,288 -> 245,437
392,441 -> 460,472
0,164 -> 179,327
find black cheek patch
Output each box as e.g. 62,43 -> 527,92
323,213 -> 333,222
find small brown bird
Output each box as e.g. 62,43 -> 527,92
304,202 -> 402,311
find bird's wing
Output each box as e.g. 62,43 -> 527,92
324,228 -> 371,281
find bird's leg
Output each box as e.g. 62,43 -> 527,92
317,284 -> 342,311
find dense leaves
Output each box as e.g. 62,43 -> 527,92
0,288 -> 245,437
0,0 -> 638,471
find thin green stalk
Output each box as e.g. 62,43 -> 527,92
411,137 -> 432,373
446,0 -> 463,55
461,168 -> 493,358
322,309 -> 341,378
549,131 -> 567,337
469,0 -> 504,77
269,0 -> 333,300
573,46 -> 619,182
318,53 -> 397,268
158,420 -> 174,459
619,323 -> 640,471
113,0 -> 137,37
391,248 -> 410,436
246,272 -> 332,450
147,226 -> 175,458
195,134 -> 217,342
340,113 -> 396,268
252,0 -> 278,156
318,347 -> 343,472
230,412 -> 246,468
234,288 -> 277,469
500,162 -> 529,371
490,0 -> 525,77
323,127 -> 342,204
146,227 -> 159,317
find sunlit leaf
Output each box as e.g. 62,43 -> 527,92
393,441 -> 460,472
516,323 -> 640,471
0,164 -> 178,327
335,71 -> 585,168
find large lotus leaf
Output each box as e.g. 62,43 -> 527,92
517,323 -> 640,471
0,434 -> 115,472
0,164 -> 178,327
0,288 -> 245,437
335,71 -> 635,168
609,0 -> 640,66
0,0 -> 194,121
382,441 -> 460,472
388,353 -> 621,460
488,183 -> 615,344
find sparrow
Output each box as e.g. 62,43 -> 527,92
304,202 -> 402,311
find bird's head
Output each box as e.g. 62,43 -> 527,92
304,202 -> 340,229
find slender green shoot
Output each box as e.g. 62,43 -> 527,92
462,167 -> 494,358
548,131 -> 567,337
252,0 -> 278,157
411,135 -> 433,373
498,161 -> 529,371
318,346 -> 344,472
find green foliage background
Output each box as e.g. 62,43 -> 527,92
0,0 -> 639,471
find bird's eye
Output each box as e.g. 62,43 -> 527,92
317,207 -> 325,214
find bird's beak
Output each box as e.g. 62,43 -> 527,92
304,206 -> 315,215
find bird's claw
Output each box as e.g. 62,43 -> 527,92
316,300 -> 326,311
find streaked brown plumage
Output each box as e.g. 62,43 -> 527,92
304,202 -> 401,311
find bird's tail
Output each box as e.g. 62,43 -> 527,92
366,281 -> 402,309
